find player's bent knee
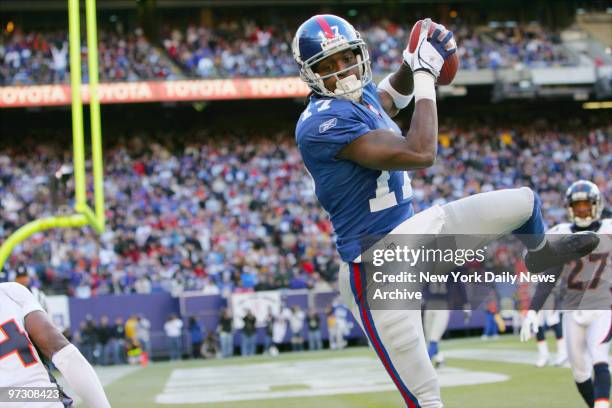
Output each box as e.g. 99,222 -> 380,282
572,368 -> 593,383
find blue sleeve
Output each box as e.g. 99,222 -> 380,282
300,106 -> 374,162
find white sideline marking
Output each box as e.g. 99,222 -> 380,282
56,365 -> 141,404
155,357 -> 508,404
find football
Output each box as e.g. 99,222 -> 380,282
408,19 -> 459,85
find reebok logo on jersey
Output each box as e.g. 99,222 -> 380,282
319,118 -> 337,133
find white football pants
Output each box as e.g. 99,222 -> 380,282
563,310 -> 612,383
338,187 -> 536,408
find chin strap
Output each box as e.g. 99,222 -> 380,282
334,74 -> 363,102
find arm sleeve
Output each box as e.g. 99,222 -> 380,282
0,282 -> 44,317
528,265 -> 564,311
52,344 -> 111,408
301,109 -> 374,162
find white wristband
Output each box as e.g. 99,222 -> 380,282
413,71 -> 436,102
377,74 -> 414,109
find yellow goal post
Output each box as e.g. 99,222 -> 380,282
0,0 -> 105,271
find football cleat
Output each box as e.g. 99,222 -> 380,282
525,231 -> 600,274
433,352 -> 445,368
536,353 -> 549,368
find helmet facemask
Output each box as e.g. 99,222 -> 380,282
566,181 -> 604,228
296,34 -> 372,102
568,200 -> 600,228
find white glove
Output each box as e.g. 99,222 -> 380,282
463,303 -> 472,324
520,310 -> 540,342
402,19 -> 456,80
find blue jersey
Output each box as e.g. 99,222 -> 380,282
296,82 -> 414,262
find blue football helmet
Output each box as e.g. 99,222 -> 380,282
292,14 -> 372,101
565,180 -> 604,227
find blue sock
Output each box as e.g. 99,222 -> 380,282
576,379 -> 594,407
536,326 -> 545,342
428,341 -> 438,359
512,190 -> 545,250
552,323 -> 563,340
594,363 -> 611,402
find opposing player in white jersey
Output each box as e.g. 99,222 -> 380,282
521,180 -> 611,408
293,14 -> 600,408
0,282 -> 110,408
532,307 -> 567,367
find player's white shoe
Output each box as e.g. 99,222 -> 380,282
554,349 -> 568,366
535,353 -> 549,368
554,338 -> 568,366
433,352 -> 445,368
594,400 -> 610,408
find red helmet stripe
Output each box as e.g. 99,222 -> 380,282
316,16 -> 335,39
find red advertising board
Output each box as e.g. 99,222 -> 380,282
0,78 -> 310,108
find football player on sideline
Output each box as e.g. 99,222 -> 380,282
293,14 -> 600,407
521,180 -> 610,408
0,282 -> 111,408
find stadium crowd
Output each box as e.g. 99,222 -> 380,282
0,27 -> 177,85
0,120 -> 609,298
1,18 -> 572,85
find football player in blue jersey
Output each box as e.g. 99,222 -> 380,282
292,15 -> 600,407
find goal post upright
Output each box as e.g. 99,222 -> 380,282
0,0 -> 105,271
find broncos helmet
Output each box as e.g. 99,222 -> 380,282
292,14 -> 372,102
565,180 -> 604,228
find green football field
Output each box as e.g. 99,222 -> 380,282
77,335 -> 596,407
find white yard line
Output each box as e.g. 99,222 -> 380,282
155,356 -> 508,404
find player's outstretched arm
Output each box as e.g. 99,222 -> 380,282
338,19 -> 455,171
25,310 -> 111,408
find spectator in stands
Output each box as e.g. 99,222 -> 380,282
241,310 -> 257,357
188,317 -> 204,359
307,308 -> 323,351
0,121 -> 609,298
0,26 -> 176,85
289,305 -> 305,352
164,314 -> 183,360
218,308 -> 233,358
50,40 -> 68,83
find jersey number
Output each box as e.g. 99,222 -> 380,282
0,320 -> 37,367
301,100 -> 332,122
567,253 -> 608,290
369,171 -> 412,212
